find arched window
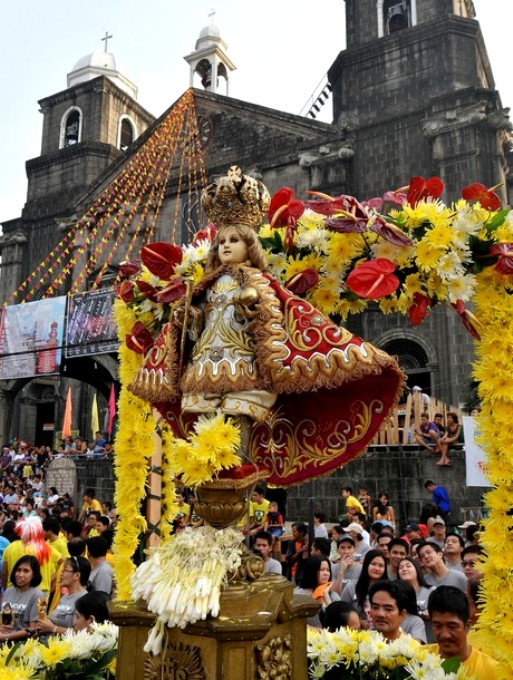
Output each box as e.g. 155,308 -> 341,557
381,337 -> 432,392
377,0 -> 417,38
59,107 -> 83,149
118,116 -> 136,151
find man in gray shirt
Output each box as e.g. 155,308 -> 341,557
418,542 -> 466,592
254,531 -> 282,575
87,536 -> 114,597
331,536 -> 362,594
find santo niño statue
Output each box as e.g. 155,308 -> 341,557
129,167 -> 405,486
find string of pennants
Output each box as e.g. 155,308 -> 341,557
3,88 -> 208,307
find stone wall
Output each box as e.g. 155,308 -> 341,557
74,457 -> 116,508
73,445 -> 487,531
286,445 -> 486,530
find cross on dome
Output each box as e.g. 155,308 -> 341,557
101,31 -> 113,52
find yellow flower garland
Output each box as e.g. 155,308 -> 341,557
470,270 -> 513,678
112,299 -> 157,600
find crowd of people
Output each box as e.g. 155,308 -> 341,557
171,478 -> 493,676
0,438 -> 116,645
0,431 -> 495,676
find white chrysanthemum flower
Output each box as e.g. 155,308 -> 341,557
446,273 -> 476,302
436,251 -> 465,280
296,228 -> 329,252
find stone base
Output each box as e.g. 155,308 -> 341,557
110,575 -> 319,680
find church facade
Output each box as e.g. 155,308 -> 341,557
0,0 -> 511,445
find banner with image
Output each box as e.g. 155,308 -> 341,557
65,290 -> 118,358
0,297 -> 67,379
463,416 -> 491,487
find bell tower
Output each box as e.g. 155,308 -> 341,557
329,0 -> 512,202
184,12 -> 236,95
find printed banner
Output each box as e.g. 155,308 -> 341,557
0,298 -> 66,379
65,290 -> 118,358
463,416 -> 491,487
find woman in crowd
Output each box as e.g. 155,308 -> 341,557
340,549 -> 388,625
74,592 -> 110,632
37,556 -> 91,636
372,493 -> 396,529
398,556 -> 434,641
397,580 -> 427,643
294,555 -> 340,627
436,412 -> 462,467
0,555 -> 45,643
329,525 -> 344,564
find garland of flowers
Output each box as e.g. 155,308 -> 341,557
307,627 -> 462,679
1,622 -> 118,679
112,299 -> 157,600
158,421 -> 178,542
131,526 -> 243,655
469,269 -> 513,678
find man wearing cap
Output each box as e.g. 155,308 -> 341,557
417,542 -> 467,591
402,523 -> 422,544
458,521 -> 477,547
424,481 -> 451,520
331,535 -> 362,594
427,517 -> 446,550
342,522 -> 371,560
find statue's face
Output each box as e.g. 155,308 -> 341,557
218,228 -> 248,265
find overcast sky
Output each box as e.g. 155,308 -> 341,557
0,0 -> 511,224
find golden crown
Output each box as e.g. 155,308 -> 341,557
201,166 -> 271,229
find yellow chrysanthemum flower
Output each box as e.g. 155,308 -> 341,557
325,233 -> 364,264
308,286 -> 340,316
38,638 -> 72,668
423,223 -> 455,248
415,241 -> 445,271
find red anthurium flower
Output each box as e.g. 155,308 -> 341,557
489,242 -> 513,274
306,192 -> 360,216
324,197 -> 371,233
408,293 -> 432,326
155,278 -> 187,303
125,322 -> 153,354
370,217 -> 413,246
193,223 -> 218,245
407,176 -> 444,205
141,242 -> 183,280
451,301 -> 482,341
382,189 -> 408,206
269,188 -> 305,251
461,183 -> 501,212
118,258 -> 141,277
269,188 -> 305,227
286,268 -> 320,296
362,197 -> 383,211
115,279 -> 135,303
346,259 -> 400,299
135,280 -> 159,302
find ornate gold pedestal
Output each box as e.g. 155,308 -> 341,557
111,576 -> 319,680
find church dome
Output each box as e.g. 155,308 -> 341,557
67,49 -> 138,100
195,24 -> 227,51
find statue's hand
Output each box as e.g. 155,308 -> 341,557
233,286 -> 259,320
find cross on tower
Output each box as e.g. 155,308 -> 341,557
101,31 -> 113,52
208,8 -> 216,24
